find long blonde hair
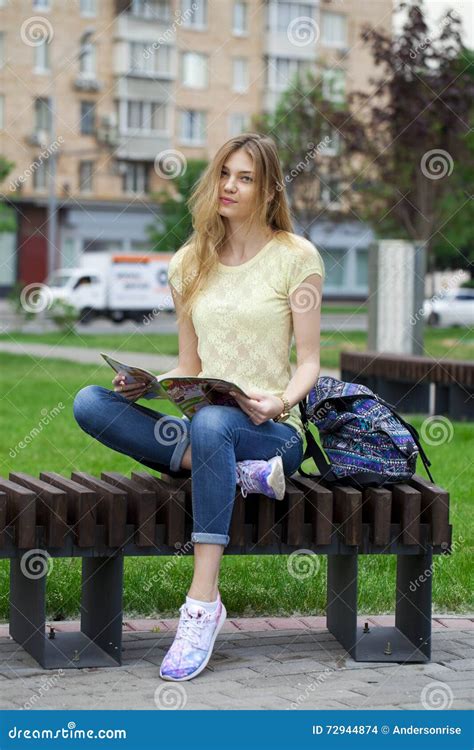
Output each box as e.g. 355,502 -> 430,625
176,132 -> 302,318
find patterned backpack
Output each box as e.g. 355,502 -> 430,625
297,376 -> 434,488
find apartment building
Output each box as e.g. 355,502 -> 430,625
0,0 -> 392,297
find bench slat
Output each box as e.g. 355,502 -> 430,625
39,472 -> 97,547
333,486 -> 363,546
131,472 -> 186,548
290,475 -> 333,545
71,473 -> 127,547
9,473 -> 68,548
363,487 -> 392,547
285,483 -> 305,547
101,472 -> 157,548
409,476 -> 451,547
0,478 -> 37,548
0,491 -> 6,548
392,485 -> 421,545
229,489 -> 246,547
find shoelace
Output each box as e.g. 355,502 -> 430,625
176,605 -> 213,648
236,465 -> 260,498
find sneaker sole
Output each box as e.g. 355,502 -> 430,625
159,603 -> 227,682
268,456 -> 286,500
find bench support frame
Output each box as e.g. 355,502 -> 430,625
327,550 -> 432,663
9,556 -> 124,669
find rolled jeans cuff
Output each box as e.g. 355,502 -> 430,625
191,532 -> 230,547
169,416 -> 191,473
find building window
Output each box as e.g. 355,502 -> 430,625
181,52 -> 208,88
321,248 -> 346,288
233,1 -> 248,35
34,97 -> 52,133
321,12 -> 348,48
34,35 -> 50,72
181,0 -> 207,28
322,69 -> 346,104
122,162 -> 149,194
79,160 -> 94,192
79,39 -> 96,78
129,41 -> 171,77
355,248 -> 368,287
229,113 -> 250,136
0,94 -> 4,129
267,2 -> 315,33
33,159 -> 48,190
33,0 -> 51,9
122,100 -> 167,133
266,57 -> 311,91
320,175 -> 341,207
180,110 -> 206,145
80,101 -> 95,135
232,58 -> 249,92
80,0 -> 96,17
131,0 -> 171,20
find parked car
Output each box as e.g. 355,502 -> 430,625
423,288 -> 474,327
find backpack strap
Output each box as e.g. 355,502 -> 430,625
298,400 -> 337,482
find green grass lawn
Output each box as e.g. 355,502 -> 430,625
0,352 -> 472,620
1,326 -> 472,372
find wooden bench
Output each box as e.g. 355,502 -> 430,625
0,468 -> 452,670
340,351 -> 474,421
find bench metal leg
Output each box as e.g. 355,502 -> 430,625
395,551 -> 432,660
81,556 -> 124,666
8,556 -> 123,669
327,554 -> 358,658
326,553 -> 431,663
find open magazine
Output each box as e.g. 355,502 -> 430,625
100,352 -> 250,419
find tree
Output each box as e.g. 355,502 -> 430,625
147,159 -> 208,253
254,2 -> 472,277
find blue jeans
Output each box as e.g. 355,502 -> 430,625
72,385 -> 304,547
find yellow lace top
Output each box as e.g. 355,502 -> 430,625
167,233 -> 325,440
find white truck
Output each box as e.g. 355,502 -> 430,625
44,252 -> 175,324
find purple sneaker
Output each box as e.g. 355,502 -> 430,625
236,455 -> 286,500
160,593 -> 227,681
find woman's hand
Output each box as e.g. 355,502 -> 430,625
112,371 -> 151,402
229,387 -> 285,425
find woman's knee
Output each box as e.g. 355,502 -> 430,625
190,405 -> 233,442
73,384 -> 108,427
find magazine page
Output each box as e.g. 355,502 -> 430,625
157,377 -> 249,418
100,352 -> 166,399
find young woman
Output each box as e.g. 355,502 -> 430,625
72,132 -> 324,682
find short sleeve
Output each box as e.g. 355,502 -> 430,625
287,241 -> 325,295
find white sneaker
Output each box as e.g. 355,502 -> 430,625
159,592 -> 227,681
